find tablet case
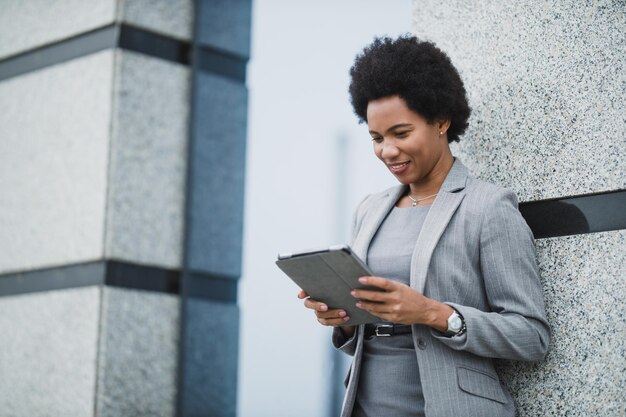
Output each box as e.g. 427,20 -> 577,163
276,245 -> 382,326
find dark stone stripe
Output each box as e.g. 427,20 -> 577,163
0,25 -> 119,82
197,45 -> 247,82
0,24 -> 246,82
520,189 -> 626,239
182,271 -> 238,303
0,261 -> 236,302
0,262 -> 105,297
118,24 -> 190,65
105,261 -> 180,294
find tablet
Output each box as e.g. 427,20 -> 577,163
276,244 -> 382,326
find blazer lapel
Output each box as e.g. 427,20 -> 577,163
410,159 -> 469,293
352,185 -> 405,261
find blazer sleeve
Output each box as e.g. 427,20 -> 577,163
332,326 -> 359,356
431,188 -> 551,362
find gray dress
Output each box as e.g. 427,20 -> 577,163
352,205 -> 430,417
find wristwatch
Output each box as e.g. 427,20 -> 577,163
445,308 -> 466,337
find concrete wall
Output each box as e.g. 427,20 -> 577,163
413,1 -> 625,415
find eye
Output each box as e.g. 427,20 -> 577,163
371,136 -> 383,144
395,131 -> 410,138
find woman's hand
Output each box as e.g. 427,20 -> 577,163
298,290 -> 355,337
352,276 -> 452,331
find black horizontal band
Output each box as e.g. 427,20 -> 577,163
181,271 -> 238,303
119,24 -> 190,65
106,261 -> 181,294
0,23 -> 246,83
0,25 -> 119,82
0,262 -> 106,297
0,260 -> 237,302
196,45 -> 247,82
520,189 -> 626,239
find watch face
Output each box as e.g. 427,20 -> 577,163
449,315 -> 462,331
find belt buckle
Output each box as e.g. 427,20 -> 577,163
375,324 -> 393,337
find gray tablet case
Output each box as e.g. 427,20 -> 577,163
276,245 -> 381,326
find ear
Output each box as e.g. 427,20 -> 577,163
438,119 -> 452,134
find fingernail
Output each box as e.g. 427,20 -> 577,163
358,277 -> 367,283
350,290 -> 356,297
338,310 -> 346,317
343,316 -> 350,321
319,304 -> 328,311
356,302 -> 362,308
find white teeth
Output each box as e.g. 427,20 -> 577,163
390,162 -> 409,169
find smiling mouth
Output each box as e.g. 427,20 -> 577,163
387,161 -> 410,170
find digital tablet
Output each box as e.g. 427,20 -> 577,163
276,244 -> 382,326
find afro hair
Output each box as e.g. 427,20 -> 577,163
349,35 -> 471,143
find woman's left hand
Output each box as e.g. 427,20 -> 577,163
353,276 -> 452,329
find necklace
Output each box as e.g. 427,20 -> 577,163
407,192 -> 438,206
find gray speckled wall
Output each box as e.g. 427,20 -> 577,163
414,0 -> 625,201
413,1 -> 625,415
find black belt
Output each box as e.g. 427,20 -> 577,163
364,324 -> 413,339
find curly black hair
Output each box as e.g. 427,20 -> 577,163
349,35 -> 471,143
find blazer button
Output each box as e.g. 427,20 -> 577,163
417,339 -> 427,350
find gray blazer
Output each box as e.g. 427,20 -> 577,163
333,158 -> 550,417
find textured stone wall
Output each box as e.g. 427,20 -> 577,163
413,1 -> 625,415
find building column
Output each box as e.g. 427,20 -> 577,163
0,1 -> 251,416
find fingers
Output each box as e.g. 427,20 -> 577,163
351,289 -> 386,302
318,317 -> 350,326
358,276 -> 395,290
355,300 -> 392,315
303,297 -> 327,312
297,290 -> 308,299
317,309 -> 351,326
301,295 -> 351,325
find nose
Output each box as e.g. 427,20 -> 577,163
379,140 -> 400,159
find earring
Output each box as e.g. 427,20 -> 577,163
439,131 -> 443,136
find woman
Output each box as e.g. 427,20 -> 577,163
298,36 -> 550,417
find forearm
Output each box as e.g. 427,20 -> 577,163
332,326 -> 358,356
423,299 -> 454,332
432,303 -> 550,361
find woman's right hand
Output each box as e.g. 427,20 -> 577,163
298,290 -> 355,337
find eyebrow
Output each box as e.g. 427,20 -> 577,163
369,123 -> 413,135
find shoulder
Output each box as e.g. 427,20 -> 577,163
463,177 -> 534,241
464,176 -> 520,211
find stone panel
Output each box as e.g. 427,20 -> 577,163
0,287 -> 100,417
95,287 -> 180,417
181,298 -> 239,417
0,50 -> 114,274
0,0 -> 115,59
187,73 -> 248,277
119,0 -> 193,41
196,0 -> 252,57
105,50 -> 189,269
413,0 -> 626,202
497,230 -> 625,416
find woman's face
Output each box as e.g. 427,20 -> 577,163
367,95 -> 450,186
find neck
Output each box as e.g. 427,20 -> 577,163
408,151 -> 454,197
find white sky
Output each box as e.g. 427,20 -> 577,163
238,1 -> 412,416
